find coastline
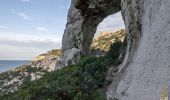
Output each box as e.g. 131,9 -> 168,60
0,60 -> 32,73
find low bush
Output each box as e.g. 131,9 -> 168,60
1,41 -> 123,100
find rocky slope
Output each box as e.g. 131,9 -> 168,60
35,49 -> 63,71
0,49 -> 62,96
91,29 -> 125,51
0,37 -> 124,100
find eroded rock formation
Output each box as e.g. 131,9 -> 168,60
62,0 -> 170,100
62,0 -> 121,65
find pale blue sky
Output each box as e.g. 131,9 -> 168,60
0,0 -> 124,60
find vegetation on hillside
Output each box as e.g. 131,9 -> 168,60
47,49 -> 62,57
1,40 -> 123,100
91,29 -> 125,51
35,49 -> 62,61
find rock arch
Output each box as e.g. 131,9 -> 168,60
62,0 -> 170,100
62,0 -> 121,65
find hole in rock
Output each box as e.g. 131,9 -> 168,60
90,12 -> 126,60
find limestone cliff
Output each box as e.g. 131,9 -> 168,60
110,0 -> 170,100
62,0 -> 170,100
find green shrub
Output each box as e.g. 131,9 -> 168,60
1,41 -> 123,100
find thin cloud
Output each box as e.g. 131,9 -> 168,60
0,32 -> 62,49
20,0 -> 31,2
0,39 -> 61,49
96,12 -> 125,34
18,13 -> 32,20
0,25 -> 7,29
10,9 -> 17,14
0,32 -> 62,42
36,27 -> 48,32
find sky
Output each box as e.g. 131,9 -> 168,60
96,12 -> 125,34
0,0 -> 124,60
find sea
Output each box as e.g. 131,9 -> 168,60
0,60 -> 32,73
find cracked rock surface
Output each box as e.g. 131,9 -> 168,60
62,0 -> 170,100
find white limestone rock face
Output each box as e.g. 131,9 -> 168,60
34,54 -> 60,72
62,0 -> 170,99
62,0 -> 121,65
107,0 -> 170,100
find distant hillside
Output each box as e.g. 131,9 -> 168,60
35,49 -> 61,61
34,29 -> 126,60
0,49 -> 62,95
36,29 -> 126,60
91,29 -> 125,51
35,30 -> 126,60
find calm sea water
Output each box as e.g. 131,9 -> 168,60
0,60 -> 32,73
